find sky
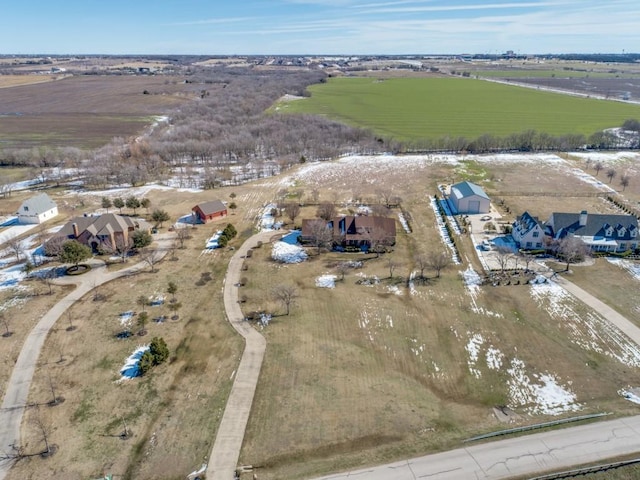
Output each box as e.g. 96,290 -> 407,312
2,0 -> 639,55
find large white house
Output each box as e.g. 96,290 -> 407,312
17,193 -> 58,224
512,211 -> 545,250
448,181 -> 490,214
545,210 -> 638,253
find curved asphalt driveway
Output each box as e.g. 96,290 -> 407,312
0,234 -> 173,478
206,230 -> 279,480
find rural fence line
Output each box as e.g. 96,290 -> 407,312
495,191 -> 609,197
462,412 -> 611,443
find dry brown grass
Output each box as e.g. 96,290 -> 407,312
233,157 -> 640,479
4,152 -> 640,479
0,75 -> 62,89
0,75 -> 204,148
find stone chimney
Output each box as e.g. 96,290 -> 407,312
72,223 -> 79,238
579,210 -> 588,227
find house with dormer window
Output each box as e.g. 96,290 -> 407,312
511,211 -> 545,250
544,210 -> 638,253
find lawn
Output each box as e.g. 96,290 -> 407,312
234,153 -> 640,479
279,77 -> 640,141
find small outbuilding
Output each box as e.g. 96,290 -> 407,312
192,200 -> 227,224
17,192 -> 58,224
448,181 -> 490,214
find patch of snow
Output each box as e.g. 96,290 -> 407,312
466,333 -> 484,378
619,388 -> 640,404
531,280 -> 640,367
119,311 -> 135,328
118,345 -> 150,380
486,346 -> 504,370
462,266 -> 482,295
258,203 -> 282,231
271,241 -> 307,263
429,196 -> 461,264
315,274 -> 337,288
397,212 -> 411,233
507,357 -> 582,415
387,285 -> 403,296
0,263 -> 27,291
608,258 -> 640,282
408,271 -> 418,296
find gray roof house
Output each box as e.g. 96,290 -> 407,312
448,181 -> 490,214
512,211 -> 545,250
17,193 -> 58,224
545,210 -> 639,253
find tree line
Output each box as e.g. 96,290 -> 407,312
0,66 -> 638,192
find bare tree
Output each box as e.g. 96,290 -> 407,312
38,268 -> 56,295
47,371 -> 60,405
376,188 -> 394,208
414,253 -> 429,280
6,235 -> 23,262
606,168 -> 616,184
557,235 -> 590,271
284,202 -> 301,224
427,251 -> 451,278
307,220 -> 334,254
316,202 -> 336,221
30,408 -> 52,456
1,313 -> 12,337
335,262 -> 349,281
593,161 -> 604,176
310,188 -> 320,203
176,227 -> 190,249
620,174 -> 631,191
272,284 -> 298,316
139,248 -> 160,273
386,257 -> 401,279
492,246 -> 513,274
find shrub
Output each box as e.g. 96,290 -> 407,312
149,337 -> 169,365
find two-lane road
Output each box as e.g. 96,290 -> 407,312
311,414 -> 640,479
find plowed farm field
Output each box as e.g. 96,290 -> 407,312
0,75 -> 201,149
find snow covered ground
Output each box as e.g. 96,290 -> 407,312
118,345 -> 150,380
530,280 -> 640,367
315,274 -> 336,288
271,241 -> 307,263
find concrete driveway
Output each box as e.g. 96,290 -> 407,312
0,233 -> 174,478
206,230 -> 280,480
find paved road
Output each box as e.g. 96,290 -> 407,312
0,234 -> 173,478
206,230 -> 279,480
310,414 -> 640,480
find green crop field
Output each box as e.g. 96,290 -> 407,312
279,77 -> 640,141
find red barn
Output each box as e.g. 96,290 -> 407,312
192,200 -> 227,224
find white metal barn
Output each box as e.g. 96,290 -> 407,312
448,181 -> 490,214
16,192 -> 58,224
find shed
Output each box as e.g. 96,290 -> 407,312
192,200 -> 227,224
448,181 -> 490,214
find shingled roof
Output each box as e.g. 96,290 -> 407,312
546,211 -> 638,240
194,200 -> 226,215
